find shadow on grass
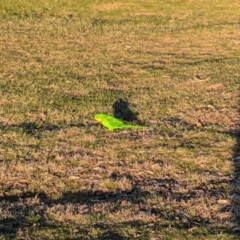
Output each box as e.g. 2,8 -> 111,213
0,176 -> 237,239
112,98 -> 139,122
0,121 -> 60,135
0,121 -> 98,136
1,97 -> 239,238
232,95 -> 240,232
0,190 -> 150,239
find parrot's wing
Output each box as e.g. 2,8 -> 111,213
95,114 -> 125,130
105,115 -> 125,126
102,115 -> 125,130
95,114 -> 147,130
106,117 -> 147,129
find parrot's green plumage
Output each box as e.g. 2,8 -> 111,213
94,114 -> 147,130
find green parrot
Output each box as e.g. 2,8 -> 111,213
94,114 -> 147,131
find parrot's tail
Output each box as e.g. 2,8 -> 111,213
122,124 -> 149,129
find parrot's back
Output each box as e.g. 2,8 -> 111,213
95,113 -> 147,130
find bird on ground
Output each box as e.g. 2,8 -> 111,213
94,114 -> 147,131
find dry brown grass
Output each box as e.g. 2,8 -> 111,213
0,0 -> 240,239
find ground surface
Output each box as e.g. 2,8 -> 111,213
0,0 -> 240,239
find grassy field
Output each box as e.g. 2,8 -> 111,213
0,0 -> 240,239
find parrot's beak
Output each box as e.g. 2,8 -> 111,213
95,117 -> 102,122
